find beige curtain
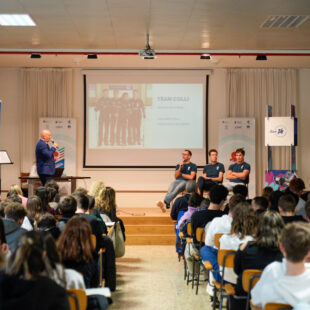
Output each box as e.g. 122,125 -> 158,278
20,68 -> 73,171
226,68 -> 297,193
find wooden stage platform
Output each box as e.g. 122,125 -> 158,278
116,208 -> 176,245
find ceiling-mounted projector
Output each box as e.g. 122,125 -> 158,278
139,49 -> 156,59
139,33 -> 155,59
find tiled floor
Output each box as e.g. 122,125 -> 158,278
109,245 -> 212,310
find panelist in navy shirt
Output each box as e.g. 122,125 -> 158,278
224,148 -> 250,190
157,149 -> 197,212
35,129 -> 58,185
197,149 -> 225,196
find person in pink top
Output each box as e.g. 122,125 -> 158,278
8,185 -> 28,208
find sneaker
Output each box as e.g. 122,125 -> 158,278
210,296 -> 220,308
156,201 -> 166,213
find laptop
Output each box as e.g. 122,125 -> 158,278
54,168 -> 64,177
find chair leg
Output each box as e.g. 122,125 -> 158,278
213,285 -> 217,310
192,260 -> 195,289
195,261 -> 201,295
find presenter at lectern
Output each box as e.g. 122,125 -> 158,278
35,129 -> 58,185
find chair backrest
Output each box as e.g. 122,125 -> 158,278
242,269 -> 262,293
214,233 -> 223,249
217,249 -> 236,268
195,227 -> 205,243
265,303 -> 293,310
67,289 -> 87,310
90,234 -> 96,250
187,222 -> 192,236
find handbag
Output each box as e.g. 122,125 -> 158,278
108,221 -> 125,258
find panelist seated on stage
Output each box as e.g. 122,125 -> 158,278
157,149 -> 197,212
197,149 -> 225,196
35,129 -> 58,186
223,148 -> 250,191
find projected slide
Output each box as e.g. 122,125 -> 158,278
88,83 -> 203,149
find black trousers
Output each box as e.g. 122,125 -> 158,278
197,176 -> 217,195
39,174 -> 53,186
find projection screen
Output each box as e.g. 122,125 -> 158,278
83,70 -> 209,168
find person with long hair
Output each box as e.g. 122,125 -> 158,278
231,210 -> 284,309
9,184 -> 28,208
23,195 -> 46,230
57,216 -> 99,288
95,186 -> 126,241
219,202 -> 257,284
1,231 -> 70,310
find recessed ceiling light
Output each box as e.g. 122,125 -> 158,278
0,14 -> 36,26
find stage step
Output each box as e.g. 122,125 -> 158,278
121,212 -> 176,245
126,234 -> 176,245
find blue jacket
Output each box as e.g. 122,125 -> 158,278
35,139 -> 56,175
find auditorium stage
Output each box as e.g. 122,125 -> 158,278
117,208 -> 175,245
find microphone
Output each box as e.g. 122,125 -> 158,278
51,139 -> 55,144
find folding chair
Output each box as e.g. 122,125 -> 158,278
265,303 -> 292,310
67,289 -> 87,310
212,249 -> 236,310
214,233 -> 223,249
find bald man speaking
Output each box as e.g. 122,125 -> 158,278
35,130 -> 58,185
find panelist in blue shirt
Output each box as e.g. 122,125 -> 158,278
157,149 -> 197,212
224,148 -> 250,191
35,129 -> 58,185
197,149 -> 225,196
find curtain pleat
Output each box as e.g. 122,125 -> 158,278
226,69 -> 297,194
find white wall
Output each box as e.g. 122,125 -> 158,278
0,67 -> 309,206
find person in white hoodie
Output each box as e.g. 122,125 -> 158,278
252,222 -> 310,308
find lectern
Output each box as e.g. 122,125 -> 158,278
0,150 -> 13,194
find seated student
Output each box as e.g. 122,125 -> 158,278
191,185 -> 229,244
177,192 -> 202,230
37,213 -> 61,240
94,186 -> 126,241
232,184 -> 248,199
35,186 -> 55,215
278,194 -> 307,224
197,149 -> 225,196
170,180 -> 197,221
200,194 -> 245,297
219,202 -> 257,284
251,222 -> 310,308
262,186 -> 274,202
157,149 -> 197,211
56,195 -> 77,232
22,195 -> 46,231
6,191 -> 22,204
269,189 -> 284,212
3,202 -> 27,251
63,193 -> 116,291
1,231 -> 70,310
285,178 -> 307,219
45,179 -> 60,204
223,148 -> 250,191
252,196 -> 269,215
57,216 -> 99,288
8,184 -> 28,208
231,211 -> 284,310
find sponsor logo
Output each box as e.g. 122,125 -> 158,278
270,125 -> 287,138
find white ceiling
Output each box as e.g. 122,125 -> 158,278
0,0 -> 310,67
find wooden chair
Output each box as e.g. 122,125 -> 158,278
214,233 -> 223,249
67,289 -> 87,310
191,227 -> 205,294
212,249 -> 236,310
265,303 -> 292,310
90,234 -> 96,250
241,269 -> 262,310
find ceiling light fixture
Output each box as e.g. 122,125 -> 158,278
87,54 -> 98,59
30,53 -> 41,59
0,14 -> 36,26
256,55 -> 267,60
200,54 -> 211,60
139,34 -> 156,59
